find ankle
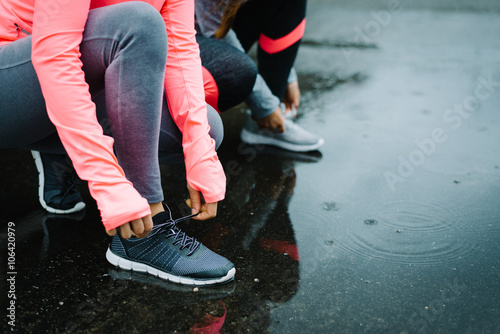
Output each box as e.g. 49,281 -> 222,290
150,202 -> 164,217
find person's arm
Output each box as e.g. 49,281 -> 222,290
31,0 -> 151,231
160,0 -> 226,219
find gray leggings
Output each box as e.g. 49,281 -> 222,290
0,2 -> 223,203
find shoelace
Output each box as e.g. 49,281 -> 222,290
58,171 -> 82,205
283,118 -> 302,132
147,205 -> 201,256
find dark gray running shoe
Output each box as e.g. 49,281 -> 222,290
31,151 -> 86,214
106,205 -> 235,286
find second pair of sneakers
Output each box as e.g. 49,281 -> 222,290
240,112 -> 324,152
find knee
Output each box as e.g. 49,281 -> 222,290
217,51 -> 257,111
107,2 -> 168,56
207,105 -> 224,150
232,52 -> 257,97
113,2 -> 164,27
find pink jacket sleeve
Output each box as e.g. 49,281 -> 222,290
160,0 -> 226,203
31,0 -> 151,231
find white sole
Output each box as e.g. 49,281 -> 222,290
106,248 -> 236,286
241,129 -> 324,152
31,151 -> 86,214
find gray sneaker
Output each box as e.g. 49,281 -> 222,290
240,115 -> 324,152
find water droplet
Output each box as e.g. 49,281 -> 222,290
322,202 -> 339,211
364,219 -> 378,225
335,200 -> 481,265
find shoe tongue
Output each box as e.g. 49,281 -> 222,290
152,211 -> 173,226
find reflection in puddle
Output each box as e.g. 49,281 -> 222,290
108,269 -> 235,298
209,155 -> 306,332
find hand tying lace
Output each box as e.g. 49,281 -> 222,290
147,204 -> 201,256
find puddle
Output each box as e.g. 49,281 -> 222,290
301,39 -> 378,49
2,2 -> 500,333
299,72 -> 367,93
340,200 -> 479,265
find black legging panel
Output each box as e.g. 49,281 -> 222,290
233,0 -> 307,100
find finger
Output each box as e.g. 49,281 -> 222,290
271,111 -> 285,133
256,117 -> 270,130
279,121 -> 286,132
106,228 -> 117,237
136,215 -> 153,238
272,119 -> 285,133
290,91 -> 300,107
130,218 -> 144,236
119,223 -> 132,239
187,183 -> 201,214
290,103 -> 298,117
293,98 -> 300,109
193,202 -> 217,221
206,202 -> 217,218
193,204 -> 210,220
194,211 -> 210,220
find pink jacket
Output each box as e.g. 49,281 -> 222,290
0,0 -> 226,230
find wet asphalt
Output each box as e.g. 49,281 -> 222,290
1,0 -> 500,333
